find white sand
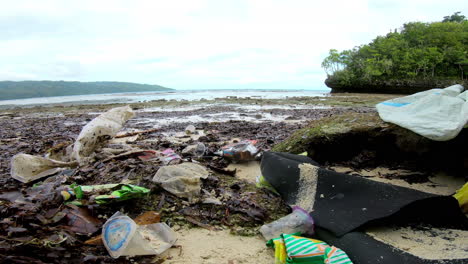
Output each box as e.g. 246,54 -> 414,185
296,163 -> 319,212
366,226 -> 468,260
162,228 -> 274,264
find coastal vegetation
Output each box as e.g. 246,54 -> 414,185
322,12 -> 468,93
0,81 -> 172,100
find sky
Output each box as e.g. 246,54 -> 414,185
0,0 -> 466,90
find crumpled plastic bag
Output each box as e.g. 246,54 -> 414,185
376,84 -> 467,141
152,162 -> 209,202
72,106 -> 135,163
11,154 -> 77,183
11,106 -> 135,183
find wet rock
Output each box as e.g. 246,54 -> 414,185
273,112 -> 468,175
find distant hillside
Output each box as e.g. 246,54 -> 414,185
0,81 -> 173,100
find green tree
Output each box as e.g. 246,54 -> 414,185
443,12 -> 466,23
321,49 -> 346,76
322,12 -> 468,86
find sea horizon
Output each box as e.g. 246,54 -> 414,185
0,88 -> 331,109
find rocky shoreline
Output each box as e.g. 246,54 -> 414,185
325,78 -> 466,94
0,94 -> 465,263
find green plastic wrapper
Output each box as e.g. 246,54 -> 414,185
62,184 -> 150,205
266,233 -> 353,264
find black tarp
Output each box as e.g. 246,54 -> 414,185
261,152 -> 468,263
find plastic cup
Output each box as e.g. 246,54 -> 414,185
103,213 -> 176,258
102,214 -> 137,258
260,206 -> 314,240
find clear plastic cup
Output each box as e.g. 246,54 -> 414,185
103,213 -> 177,258
102,214 -> 137,258
260,206 -> 314,240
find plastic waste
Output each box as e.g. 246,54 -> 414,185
152,162 -> 209,202
102,212 -> 176,258
194,143 -> 206,157
217,140 -> 259,162
260,206 -> 314,241
85,211 -> 161,245
376,84 -> 467,141
10,153 -> 77,183
454,182 -> 468,213
267,233 -> 353,264
136,150 -> 158,161
10,106 -> 135,183
72,106 -> 135,163
181,143 -> 206,157
160,148 -> 181,165
185,124 -> 196,134
61,183 -> 150,205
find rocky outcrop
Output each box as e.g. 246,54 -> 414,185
325,78 -> 466,94
272,112 -> 468,174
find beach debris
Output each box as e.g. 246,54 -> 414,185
10,153 -> 77,183
114,128 -> 159,138
102,212 -> 176,258
185,124 -> 196,134
267,234 -> 353,264
61,183 -> 150,205
10,106 -> 135,183
454,182 -> 468,213
108,134 -> 139,144
101,149 -> 156,162
0,103 -> 304,262
136,150 -> 158,161
216,140 -> 259,162
260,206 -> 314,241
72,106 -> 135,163
152,162 -> 209,202
376,84 -> 467,141
85,211 -> 161,245
160,148 -> 181,165
62,205 -> 102,235
181,143 -> 206,157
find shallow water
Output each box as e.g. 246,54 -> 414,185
0,89 -> 329,108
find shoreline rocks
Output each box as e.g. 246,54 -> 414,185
325,78 -> 466,94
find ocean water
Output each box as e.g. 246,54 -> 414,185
0,89 -> 329,108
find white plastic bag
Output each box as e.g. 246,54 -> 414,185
11,154 -> 77,183
10,106 -> 135,183
376,84 -> 467,141
72,106 -> 134,163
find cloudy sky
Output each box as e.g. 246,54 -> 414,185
0,0 -> 466,90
